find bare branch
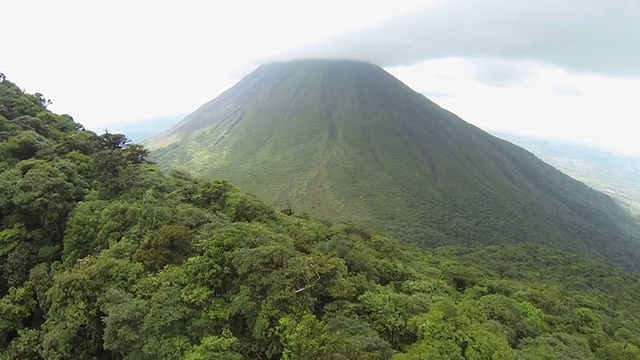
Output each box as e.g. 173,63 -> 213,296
294,271 -> 320,294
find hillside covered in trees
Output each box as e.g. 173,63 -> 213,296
2,74 -> 640,359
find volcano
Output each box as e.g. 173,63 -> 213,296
146,59 -> 640,270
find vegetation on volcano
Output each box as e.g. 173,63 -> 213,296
2,73 -> 640,359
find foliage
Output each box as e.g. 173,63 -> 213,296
1,73 -> 640,359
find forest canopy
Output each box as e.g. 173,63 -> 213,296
1,74 -> 640,359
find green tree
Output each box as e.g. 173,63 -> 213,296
135,225 -> 195,271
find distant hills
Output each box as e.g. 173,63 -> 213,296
109,117 -> 180,143
146,59 -> 640,271
496,133 -> 640,214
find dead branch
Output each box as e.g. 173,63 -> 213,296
294,271 -> 320,294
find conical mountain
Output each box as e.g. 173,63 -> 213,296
147,59 -> 640,270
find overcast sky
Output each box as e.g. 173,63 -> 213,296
3,0 -> 639,155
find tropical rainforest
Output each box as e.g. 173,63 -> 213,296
2,72 -> 640,360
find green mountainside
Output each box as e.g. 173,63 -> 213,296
147,59 -> 640,270
2,73 -> 640,359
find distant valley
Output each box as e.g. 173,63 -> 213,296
496,133 -> 640,215
112,117 -> 180,143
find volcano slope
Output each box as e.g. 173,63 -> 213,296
146,59 -> 640,271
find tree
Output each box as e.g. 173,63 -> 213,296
0,285 -> 37,345
185,334 -> 243,360
41,255 -> 144,359
33,93 -> 52,109
62,201 -> 107,264
135,225 -> 195,271
12,161 -> 77,237
100,288 -> 148,358
98,131 -> 130,150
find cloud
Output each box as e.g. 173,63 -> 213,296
278,0 -> 640,77
472,58 -> 539,87
552,85 -> 584,96
422,91 -> 453,98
